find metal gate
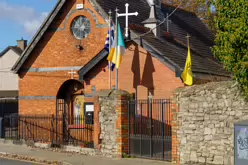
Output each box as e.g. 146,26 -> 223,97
55,99 -> 94,148
128,99 -> 172,161
55,99 -> 67,145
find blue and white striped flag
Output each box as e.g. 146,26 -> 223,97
104,22 -> 115,52
104,22 -> 115,71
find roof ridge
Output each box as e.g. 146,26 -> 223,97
0,46 -> 23,57
161,3 -> 197,15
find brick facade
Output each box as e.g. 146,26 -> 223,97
83,42 -> 184,99
93,95 -> 101,150
171,97 -> 180,165
18,0 -> 184,115
18,0 -> 108,115
115,94 -> 129,157
92,90 -> 130,158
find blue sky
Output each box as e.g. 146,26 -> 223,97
0,0 -> 57,52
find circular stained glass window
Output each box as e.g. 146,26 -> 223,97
71,16 -> 91,40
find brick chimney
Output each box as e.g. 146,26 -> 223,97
17,38 -> 27,51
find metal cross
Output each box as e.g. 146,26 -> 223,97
166,13 -> 172,32
186,34 -> 191,47
109,10 -> 112,15
148,91 -> 153,100
108,10 -> 112,22
68,69 -> 77,79
117,3 -> 138,38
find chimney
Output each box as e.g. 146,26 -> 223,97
142,1 -> 161,37
17,38 -> 27,51
147,0 -> 161,8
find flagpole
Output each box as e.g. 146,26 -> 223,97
108,10 -> 112,90
115,8 -> 119,90
186,33 -> 190,49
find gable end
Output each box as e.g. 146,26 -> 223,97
79,49 -> 108,80
12,0 -> 66,73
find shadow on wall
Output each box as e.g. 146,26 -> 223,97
131,45 -> 141,92
130,116 -> 172,136
131,44 -> 155,97
141,52 -> 155,95
82,43 -> 156,97
19,0 -> 77,78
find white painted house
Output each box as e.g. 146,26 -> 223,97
0,39 -> 27,98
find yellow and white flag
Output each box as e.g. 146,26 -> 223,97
181,44 -> 193,86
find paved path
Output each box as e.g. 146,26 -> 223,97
0,143 -> 172,165
0,158 -> 41,165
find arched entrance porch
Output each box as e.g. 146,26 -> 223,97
56,79 -> 84,118
55,79 -> 94,148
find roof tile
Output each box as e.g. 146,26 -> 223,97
96,0 -> 229,77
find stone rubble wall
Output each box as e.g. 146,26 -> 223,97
96,90 -> 129,158
98,92 -> 118,157
174,81 -> 248,165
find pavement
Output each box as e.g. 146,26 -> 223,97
0,143 -> 173,165
0,158 -> 42,165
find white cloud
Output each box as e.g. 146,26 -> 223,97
23,12 -> 49,35
0,2 -> 49,36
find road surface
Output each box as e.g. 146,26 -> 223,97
0,158 -> 41,165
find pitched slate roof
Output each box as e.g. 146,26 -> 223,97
95,0 -> 229,77
0,46 -> 23,57
130,30 -> 228,76
12,0 -> 230,77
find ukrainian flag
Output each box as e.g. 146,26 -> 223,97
110,22 -> 126,69
181,44 -> 193,86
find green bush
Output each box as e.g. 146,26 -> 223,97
212,0 -> 248,96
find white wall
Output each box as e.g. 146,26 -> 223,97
0,49 -> 19,91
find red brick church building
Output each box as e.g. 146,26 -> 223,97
12,0 -> 229,116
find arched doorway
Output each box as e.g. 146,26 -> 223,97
56,79 -> 84,117
55,79 -> 84,145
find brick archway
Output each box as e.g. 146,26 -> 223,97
55,79 -> 84,145
57,79 -> 84,99
56,79 -> 84,118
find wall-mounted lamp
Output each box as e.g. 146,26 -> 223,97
76,44 -> 83,51
74,83 -> 78,91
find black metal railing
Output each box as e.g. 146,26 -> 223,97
1,114 -> 94,148
128,99 -> 172,161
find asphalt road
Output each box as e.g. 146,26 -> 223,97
0,158 -> 41,165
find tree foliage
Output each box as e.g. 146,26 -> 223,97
161,0 -> 216,33
212,0 -> 248,96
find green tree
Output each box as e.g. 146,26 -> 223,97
212,0 -> 248,95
